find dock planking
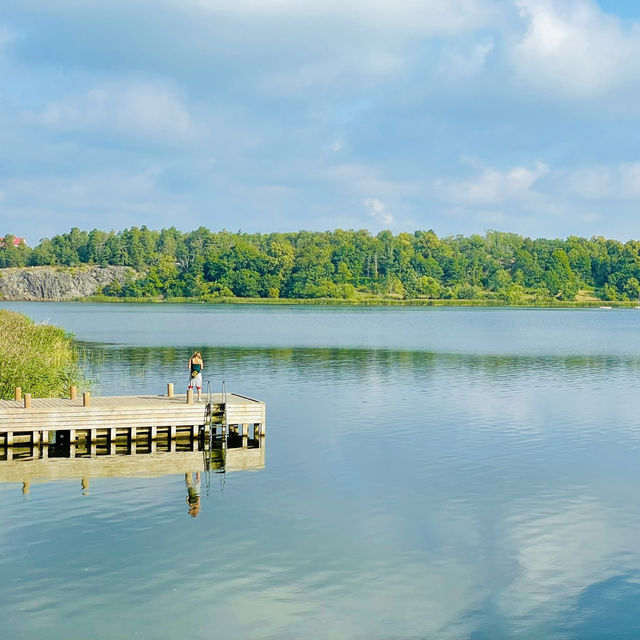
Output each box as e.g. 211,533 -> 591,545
0,391 -> 266,444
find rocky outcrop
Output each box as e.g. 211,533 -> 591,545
0,266 -> 132,301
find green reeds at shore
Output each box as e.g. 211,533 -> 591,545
78,294 -> 635,308
0,309 -> 86,400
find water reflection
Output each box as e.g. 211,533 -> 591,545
80,342 -> 640,395
67,345 -> 640,636
3,307 -> 640,638
0,430 -> 265,519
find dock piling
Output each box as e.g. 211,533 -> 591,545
1,392 -> 265,456
15,387 -> 21,402
70,386 -> 77,400
187,389 -> 194,404
167,383 -> 174,398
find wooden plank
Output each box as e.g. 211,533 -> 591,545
0,392 -> 264,434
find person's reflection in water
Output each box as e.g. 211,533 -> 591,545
185,472 -> 201,517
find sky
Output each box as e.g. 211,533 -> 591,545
2,0 -> 640,243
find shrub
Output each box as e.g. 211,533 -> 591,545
0,310 -> 85,399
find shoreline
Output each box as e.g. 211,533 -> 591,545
1,295 -> 636,309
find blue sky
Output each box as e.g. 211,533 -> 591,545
2,0 -> 640,243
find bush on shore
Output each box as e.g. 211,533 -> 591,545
0,309 -> 85,400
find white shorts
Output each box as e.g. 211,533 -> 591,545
188,372 -> 202,389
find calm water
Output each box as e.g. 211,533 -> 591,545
2,303 -> 640,639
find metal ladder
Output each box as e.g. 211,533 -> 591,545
202,380 -> 227,474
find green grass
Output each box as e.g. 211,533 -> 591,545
76,294 -> 636,308
0,309 -> 86,400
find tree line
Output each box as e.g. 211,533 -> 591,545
1,227 -> 640,302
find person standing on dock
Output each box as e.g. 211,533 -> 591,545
188,351 -> 204,401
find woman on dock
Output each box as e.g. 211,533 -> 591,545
188,351 -> 204,401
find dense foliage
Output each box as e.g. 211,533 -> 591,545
2,227 -> 640,302
0,310 -> 85,399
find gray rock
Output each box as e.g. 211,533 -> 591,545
0,266 -> 133,300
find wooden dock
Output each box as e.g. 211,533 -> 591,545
0,390 -> 266,452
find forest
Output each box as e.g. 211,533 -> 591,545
2,227 -> 640,303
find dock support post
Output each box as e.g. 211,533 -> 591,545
6,432 -> 13,447
24,393 -> 31,409
109,428 -> 116,454
15,387 -> 21,402
167,383 -> 174,398
242,423 -> 248,448
83,391 -> 91,407
70,386 -> 77,400
130,427 -> 137,454
32,431 -> 40,446
169,425 -> 176,452
186,389 -> 194,404
150,426 -> 157,453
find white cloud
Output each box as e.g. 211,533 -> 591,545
261,50 -> 404,95
34,82 -> 196,143
432,158 -> 640,238
192,0 -> 500,36
512,0 -> 640,97
439,37 -> 495,77
324,163 -> 414,199
438,161 -> 549,204
565,163 -> 640,199
364,198 -> 394,226
328,137 -> 344,153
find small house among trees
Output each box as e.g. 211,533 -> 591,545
0,236 -> 27,248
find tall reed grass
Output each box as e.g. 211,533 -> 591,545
0,309 -> 85,400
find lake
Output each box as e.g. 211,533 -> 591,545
2,302 -> 640,639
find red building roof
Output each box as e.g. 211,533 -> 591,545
0,237 -> 27,247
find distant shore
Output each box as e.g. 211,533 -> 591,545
3,295 -> 633,309
3,228 -> 640,307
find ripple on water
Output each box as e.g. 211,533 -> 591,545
4,307 -> 640,637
